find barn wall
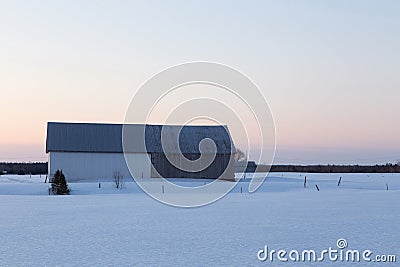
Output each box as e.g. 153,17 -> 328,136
150,153 -> 234,180
49,152 -> 151,182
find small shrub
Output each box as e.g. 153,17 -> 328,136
113,171 -> 125,189
51,170 -> 70,195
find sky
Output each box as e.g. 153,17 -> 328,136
1,0 -> 399,164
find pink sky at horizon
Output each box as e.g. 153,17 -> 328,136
1,1 -> 399,164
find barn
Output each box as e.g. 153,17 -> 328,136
46,122 -> 235,182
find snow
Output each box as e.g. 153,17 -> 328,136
0,173 -> 399,266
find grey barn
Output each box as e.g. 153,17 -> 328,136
46,122 -> 235,182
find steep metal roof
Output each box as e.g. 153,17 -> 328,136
46,122 -> 234,154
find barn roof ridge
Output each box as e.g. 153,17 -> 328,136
46,122 -> 234,154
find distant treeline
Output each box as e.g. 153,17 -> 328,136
0,162 -> 48,175
266,164 -> 400,173
1,162 -> 400,175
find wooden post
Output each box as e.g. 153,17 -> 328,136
338,177 -> 342,187
162,185 -> 165,194
315,184 -> 320,191
240,186 -> 242,193
98,183 -> 101,188
386,183 -> 389,191
304,176 -> 307,188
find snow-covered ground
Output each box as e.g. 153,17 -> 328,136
0,173 -> 399,266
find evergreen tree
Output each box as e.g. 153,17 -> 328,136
51,170 -> 70,195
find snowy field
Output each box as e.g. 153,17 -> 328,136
0,173 -> 399,266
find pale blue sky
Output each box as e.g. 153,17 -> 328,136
1,0 -> 399,164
